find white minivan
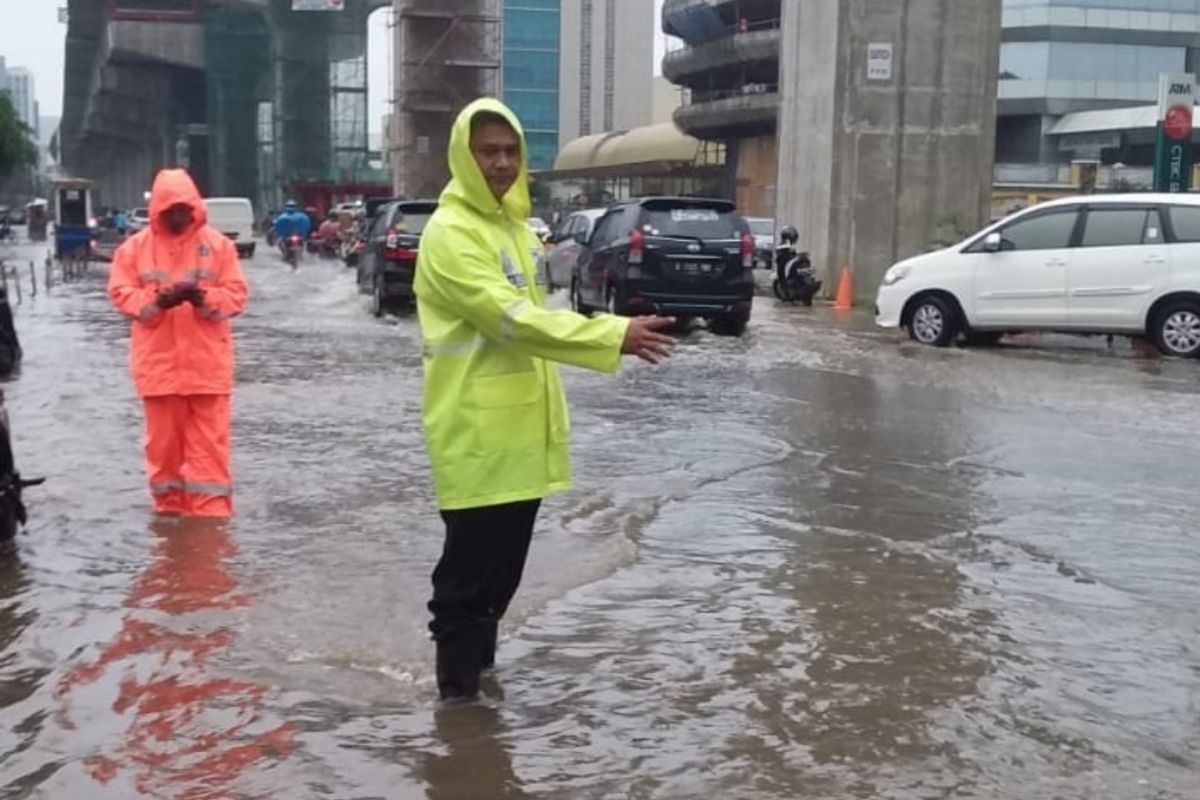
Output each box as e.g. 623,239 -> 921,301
203,197 -> 256,259
875,194 -> 1200,357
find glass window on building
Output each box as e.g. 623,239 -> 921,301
1001,42 -> 1186,83
1004,1 -> 1200,10
504,2 -> 561,170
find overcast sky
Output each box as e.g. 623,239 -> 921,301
3,1 -> 669,127
2,2 -> 66,119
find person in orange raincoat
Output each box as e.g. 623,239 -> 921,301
108,169 -> 249,518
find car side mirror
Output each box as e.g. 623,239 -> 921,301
983,232 -> 1003,252
573,231 -> 589,245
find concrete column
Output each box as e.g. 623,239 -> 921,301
775,0 -> 1002,301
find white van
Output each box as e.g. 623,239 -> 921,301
203,197 -> 256,259
875,193 -> 1200,358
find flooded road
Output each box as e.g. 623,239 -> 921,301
1,240 -> 1198,799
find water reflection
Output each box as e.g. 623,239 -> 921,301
54,518 -> 295,796
420,702 -> 533,800
738,366 -> 993,790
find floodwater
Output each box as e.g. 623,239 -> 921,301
0,238 -> 1197,799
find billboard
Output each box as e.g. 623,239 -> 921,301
1153,73 -> 1195,193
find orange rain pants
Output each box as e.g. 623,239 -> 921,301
144,394 -> 233,518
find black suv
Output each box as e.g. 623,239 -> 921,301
571,197 -> 754,336
356,200 -> 438,316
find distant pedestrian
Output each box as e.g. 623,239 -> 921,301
107,169 -> 249,518
114,209 -> 129,238
414,98 -> 676,701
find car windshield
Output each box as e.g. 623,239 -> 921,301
747,218 -> 774,236
642,207 -> 742,239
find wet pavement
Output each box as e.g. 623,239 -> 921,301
0,236 -> 1198,799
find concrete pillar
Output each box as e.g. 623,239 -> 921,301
775,0 -> 1001,301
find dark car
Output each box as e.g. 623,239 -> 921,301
365,196 -> 402,222
356,200 -> 437,316
572,197 -> 755,336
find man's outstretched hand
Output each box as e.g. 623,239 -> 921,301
621,316 -> 676,364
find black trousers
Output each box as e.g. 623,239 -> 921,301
429,499 -> 541,699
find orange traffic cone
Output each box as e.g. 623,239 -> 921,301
833,266 -> 853,311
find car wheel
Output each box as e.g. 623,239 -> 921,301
963,330 -> 1003,347
907,294 -> 959,347
1152,301 -> 1200,357
711,315 -> 748,337
371,281 -> 385,318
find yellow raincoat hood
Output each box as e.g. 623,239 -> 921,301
440,98 -> 532,224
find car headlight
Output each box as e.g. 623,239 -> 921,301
882,265 -> 911,286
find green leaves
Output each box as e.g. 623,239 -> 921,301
0,93 -> 37,179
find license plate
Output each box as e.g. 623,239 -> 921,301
672,261 -> 711,274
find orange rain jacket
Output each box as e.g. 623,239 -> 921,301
108,170 -> 249,397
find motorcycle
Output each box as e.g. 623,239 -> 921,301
0,290 -> 40,549
308,234 -> 339,260
0,391 -> 42,549
343,239 -> 366,268
281,234 -> 304,269
773,243 -> 822,306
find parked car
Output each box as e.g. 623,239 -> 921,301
203,197 -> 257,258
545,208 -> 606,291
875,194 -> 1200,357
573,197 -> 755,336
745,216 -> 775,268
129,208 -> 151,233
365,196 -> 401,223
356,199 -> 437,316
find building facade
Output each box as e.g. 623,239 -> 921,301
504,0 -> 562,170
1,63 -> 39,139
998,0 -> 1200,165
557,0 -> 654,150
660,0 -> 782,214
660,0 -> 1001,298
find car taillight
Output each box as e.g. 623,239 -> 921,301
629,228 -> 644,265
386,233 -> 398,249
741,231 -> 754,269
384,246 -> 417,262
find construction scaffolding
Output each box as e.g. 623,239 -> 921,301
392,0 -> 502,198
205,6 -> 272,203
203,0 -> 389,215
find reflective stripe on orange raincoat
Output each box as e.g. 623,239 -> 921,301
108,169 -> 248,397
108,170 -> 249,516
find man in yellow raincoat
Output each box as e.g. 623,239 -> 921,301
415,99 -> 676,701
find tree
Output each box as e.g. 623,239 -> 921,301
0,93 -> 37,181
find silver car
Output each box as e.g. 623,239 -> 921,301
545,208 -> 607,291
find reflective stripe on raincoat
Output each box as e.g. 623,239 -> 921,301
415,98 -> 630,511
108,170 -> 249,397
